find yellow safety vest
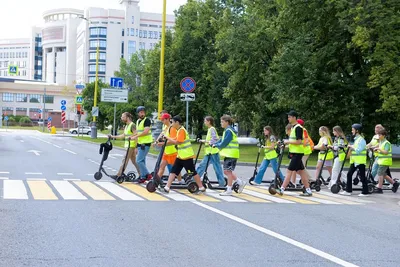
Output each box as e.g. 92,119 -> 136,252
318,137 -> 334,161
176,127 -> 194,159
264,136 -> 278,160
124,122 -> 137,148
164,125 -> 177,155
350,135 -> 366,165
136,118 -> 153,144
219,128 -> 239,159
377,140 -> 392,166
289,124 -> 304,154
334,137 -> 347,162
369,135 -> 379,157
205,127 -> 220,155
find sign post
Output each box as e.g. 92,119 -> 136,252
108,77 -> 124,135
61,100 -> 67,136
180,77 -> 196,130
4,116 -> 8,132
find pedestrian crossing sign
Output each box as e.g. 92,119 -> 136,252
75,95 -> 84,104
8,65 -> 18,76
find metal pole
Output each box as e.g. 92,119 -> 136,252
186,101 -> 189,130
91,44 -> 99,139
157,0 -> 167,119
42,87 -> 46,132
113,103 -> 116,136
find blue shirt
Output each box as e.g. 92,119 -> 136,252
353,135 -> 366,166
215,126 -> 236,150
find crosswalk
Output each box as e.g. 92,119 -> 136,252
0,180 -> 375,205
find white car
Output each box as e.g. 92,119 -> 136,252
69,126 -> 91,135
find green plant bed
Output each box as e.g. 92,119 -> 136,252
73,137 -> 400,168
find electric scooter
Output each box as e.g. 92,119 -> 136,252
310,144 -> 330,192
146,138 -> 168,192
330,146 -> 350,194
202,152 -> 227,190
94,137 -> 136,184
248,144 -> 266,185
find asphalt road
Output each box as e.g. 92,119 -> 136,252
0,129 -> 399,267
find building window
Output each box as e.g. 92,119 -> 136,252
122,29 -> 124,37
90,27 -> 107,37
89,40 -> 107,48
139,30 -> 142,38
149,31 -> 153,39
89,52 -> 106,60
16,93 -> 27,102
29,94 -> 41,103
128,41 -> 136,59
89,64 -> 106,72
132,16 -> 134,24
159,32 -> 162,39
130,28 -> 135,36
136,29 -> 138,37
2,93 -> 14,102
44,95 -> 54,104
2,107 -> 13,114
127,28 -> 129,36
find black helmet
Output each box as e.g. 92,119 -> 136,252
352,123 -> 362,132
136,106 -> 145,113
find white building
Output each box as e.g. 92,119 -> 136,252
0,38 -> 31,79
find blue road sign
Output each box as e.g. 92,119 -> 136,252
110,77 -> 124,88
61,105 -> 67,111
75,84 -> 85,90
4,116 -> 8,121
48,117 -> 52,122
180,77 -> 196,93
61,100 -> 67,105
38,109 -> 42,114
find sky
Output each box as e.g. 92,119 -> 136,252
0,0 -> 188,39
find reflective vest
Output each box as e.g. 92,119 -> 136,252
289,124 -> 304,154
219,128 -> 239,159
162,124 -> 167,134
136,118 -> 153,144
369,135 -> 379,157
377,140 -> 392,166
350,135 -> 366,165
176,127 -> 194,159
317,137 -> 334,161
205,127 -> 220,155
264,136 -> 278,160
164,125 -> 177,155
334,137 -> 347,162
124,122 -> 137,148
302,128 -> 313,155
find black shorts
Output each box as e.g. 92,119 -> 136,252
171,158 -> 197,176
223,158 -> 237,171
288,153 -> 305,171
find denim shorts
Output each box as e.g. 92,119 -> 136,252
223,158 -> 237,171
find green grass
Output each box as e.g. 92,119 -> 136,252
73,136 -> 400,167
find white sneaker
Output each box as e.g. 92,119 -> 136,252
358,193 -> 369,197
220,190 -> 233,196
339,191 -> 351,196
237,180 -> 247,194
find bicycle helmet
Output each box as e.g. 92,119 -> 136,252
136,106 -> 145,113
351,123 -> 362,132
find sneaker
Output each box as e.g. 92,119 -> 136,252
237,180 -> 247,193
110,175 -> 118,179
373,188 -> 383,194
137,178 -> 147,184
339,191 -> 351,196
299,191 -> 312,197
220,190 -> 233,196
146,174 -> 153,181
358,193 -> 369,197
288,182 -> 295,188
179,180 -> 186,185
195,188 -> 206,195
392,182 -> 399,193
275,188 -> 284,196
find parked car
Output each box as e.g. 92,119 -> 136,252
69,126 -> 91,135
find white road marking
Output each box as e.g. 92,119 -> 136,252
87,174 -> 94,176
3,180 -> 28,199
283,191 -> 342,205
57,173 -> 73,176
27,178 -> 46,181
317,191 -> 374,203
53,144 -> 62,148
63,149 -> 77,155
243,189 -> 294,203
205,189 -> 247,202
50,181 -> 87,200
0,177 -> 9,180
20,140 -> 24,143
164,189 -> 196,201
193,202 -> 359,267
95,182 -> 144,201
63,178 -> 81,181
109,156 -> 117,159
0,172 -> 10,174
25,172 -> 43,175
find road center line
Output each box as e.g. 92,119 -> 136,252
0,177 -> 9,180
53,144 -> 62,148
25,172 -> 43,175
192,202 -> 358,267
57,173 -> 73,176
63,149 -> 77,155
0,172 -> 10,174
27,178 -> 47,181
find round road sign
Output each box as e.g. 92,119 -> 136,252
180,77 -> 196,93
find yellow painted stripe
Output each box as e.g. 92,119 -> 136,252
234,193 -> 270,203
176,189 -> 220,202
121,183 -> 169,201
74,181 -> 115,200
27,181 -> 58,200
247,186 -> 318,204
312,193 -> 361,205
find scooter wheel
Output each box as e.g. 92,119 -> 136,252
368,184 -> 374,194
116,176 -> 124,184
268,184 -> 276,195
94,172 -> 102,180
202,181 -> 207,189
188,182 -> 199,194
146,181 -> 157,193
127,171 -> 136,181
302,187 -> 306,194
310,182 -> 316,189
353,177 -> 360,185
233,183 -> 239,193
314,185 -> 321,192
331,184 -> 340,194
249,177 -> 255,185
326,177 -> 331,183
224,177 -> 228,186
316,179 -> 323,186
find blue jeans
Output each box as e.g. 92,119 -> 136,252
254,158 -> 284,184
371,158 -> 378,179
196,154 -> 225,186
137,145 -> 150,178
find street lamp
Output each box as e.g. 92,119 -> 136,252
158,0 -> 167,119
